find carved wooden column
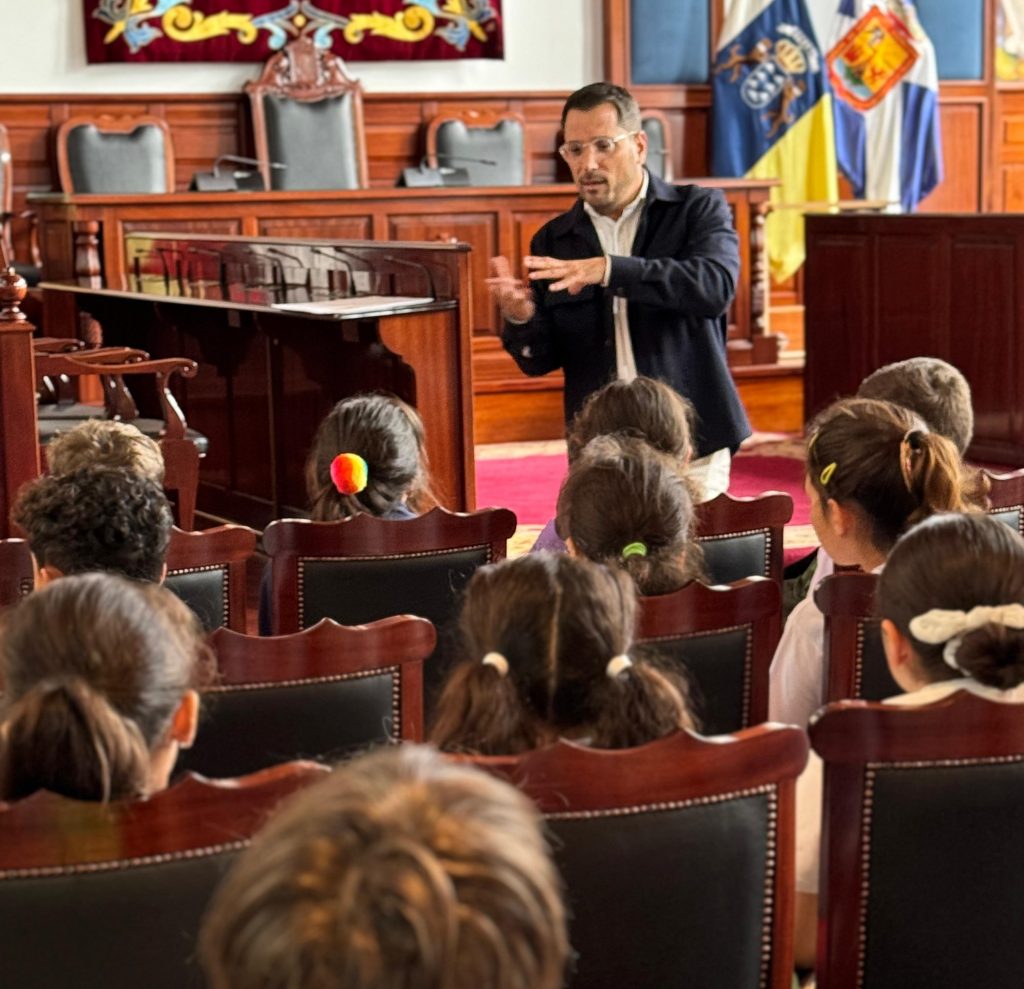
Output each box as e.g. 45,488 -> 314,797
73,220 -> 103,286
0,266 -> 41,537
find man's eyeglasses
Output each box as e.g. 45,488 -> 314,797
558,131 -> 639,161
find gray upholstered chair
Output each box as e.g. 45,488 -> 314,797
55,115 -> 175,194
641,109 -> 674,182
425,110 -> 528,186
245,35 -> 367,192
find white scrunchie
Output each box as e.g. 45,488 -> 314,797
605,654 -> 633,679
481,652 -> 509,677
908,604 -> 1024,670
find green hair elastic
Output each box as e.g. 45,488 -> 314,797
621,541 -> 648,559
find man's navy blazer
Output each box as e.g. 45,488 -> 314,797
501,171 -> 752,458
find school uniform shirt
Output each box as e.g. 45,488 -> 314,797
795,677 -> 1024,895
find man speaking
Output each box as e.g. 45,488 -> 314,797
488,82 -> 750,497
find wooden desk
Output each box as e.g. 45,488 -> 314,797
43,234 -> 475,527
33,181 -> 778,362
805,213 -> 1024,466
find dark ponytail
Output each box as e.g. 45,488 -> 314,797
878,513 -> 1024,690
589,660 -> 697,748
0,677 -> 150,802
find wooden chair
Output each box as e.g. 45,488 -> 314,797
0,122 -> 41,284
815,571 -> 898,704
636,576 -> 781,734
0,538 -> 33,608
164,524 -> 257,632
263,506 -> 516,711
425,109 -> 529,186
470,726 -> 808,989
0,760 -> 326,989
984,467 -> 1024,536
34,351 -> 205,529
179,616 -> 436,779
55,114 -> 175,194
695,490 -> 794,586
810,691 -> 1024,988
245,35 -> 367,191
641,108 -> 674,182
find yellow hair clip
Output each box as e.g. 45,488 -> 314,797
819,462 -> 837,486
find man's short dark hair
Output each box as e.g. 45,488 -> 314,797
562,82 -> 641,131
13,467 -> 173,582
857,357 -> 974,455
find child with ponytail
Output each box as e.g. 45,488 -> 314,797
792,512 -> 1024,968
556,434 -> 705,595
0,572 -> 210,803
258,392 -> 434,633
769,397 -> 976,727
430,552 -> 695,755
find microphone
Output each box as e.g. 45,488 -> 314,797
434,153 -> 498,167
400,154 -> 497,188
310,246 -> 366,297
189,156 -> 287,192
382,254 -> 438,299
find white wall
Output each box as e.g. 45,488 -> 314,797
0,0 -> 603,94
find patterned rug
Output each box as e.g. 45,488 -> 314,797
476,433 -> 815,560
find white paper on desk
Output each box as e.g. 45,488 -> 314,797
272,295 -> 434,315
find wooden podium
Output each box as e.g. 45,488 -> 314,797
43,232 -> 475,526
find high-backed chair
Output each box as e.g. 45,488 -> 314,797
815,571 -> 898,704
0,538 -> 33,608
55,115 -> 175,194
471,726 -> 808,989
810,691 -> 1024,988
641,109 -> 674,182
636,576 -> 780,734
985,467 -> 1024,536
0,761 -> 326,989
245,35 -> 367,192
164,524 -> 257,633
179,616 -> 436,779
425,109 -> 529,186
0,122 -> 41,285
263,506 -> 516,710
695,490 -> 794,586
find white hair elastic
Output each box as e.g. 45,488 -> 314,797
605,654 -> 633,679
908,604 -> 1024,670
481,652 -> 510,677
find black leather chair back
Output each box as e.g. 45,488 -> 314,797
0,850 -> 234,988
856,618 -> 900,701
263,93 -> 361,190
859,760 -> 1024,987
165,566 -> 228,633
640,627 -> 752,735
435,119 -> 526,185
991,506 -> 1023,535
177,672 -> 396,778
699,531 -> 770,584
550,790 -> 775,988
64,124 -> 170,194
641,114 -> 669,180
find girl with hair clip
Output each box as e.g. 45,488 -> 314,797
792,512 -> 1024,969
532,375 -> 702,553
258,392 -> 435,633
769,397 -> 975,728
200,745 -> 569,989
556,433 -> 705,596
430,552 -> 696,755
0,572 -> 210,803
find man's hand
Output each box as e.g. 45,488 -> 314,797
486,256 -> 536,323
524,255 -> 606,295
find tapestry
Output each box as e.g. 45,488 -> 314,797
83,0 -> 504,63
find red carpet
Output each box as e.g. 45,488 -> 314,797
476,451 -> 810,528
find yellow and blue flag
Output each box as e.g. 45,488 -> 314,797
712,0 -> 838,282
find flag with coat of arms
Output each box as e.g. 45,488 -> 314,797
825,0 -> 942,211
712,0 -> 839,283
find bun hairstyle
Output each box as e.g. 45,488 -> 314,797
200,746 -> 569,989
556,434 -> 704,595
305,393 -> 434,521
430,553 -> 695,755
879,513 -> 1024,690
567,375 -> 695,464
805,397 -> 973,554
0,573 -> 210,803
